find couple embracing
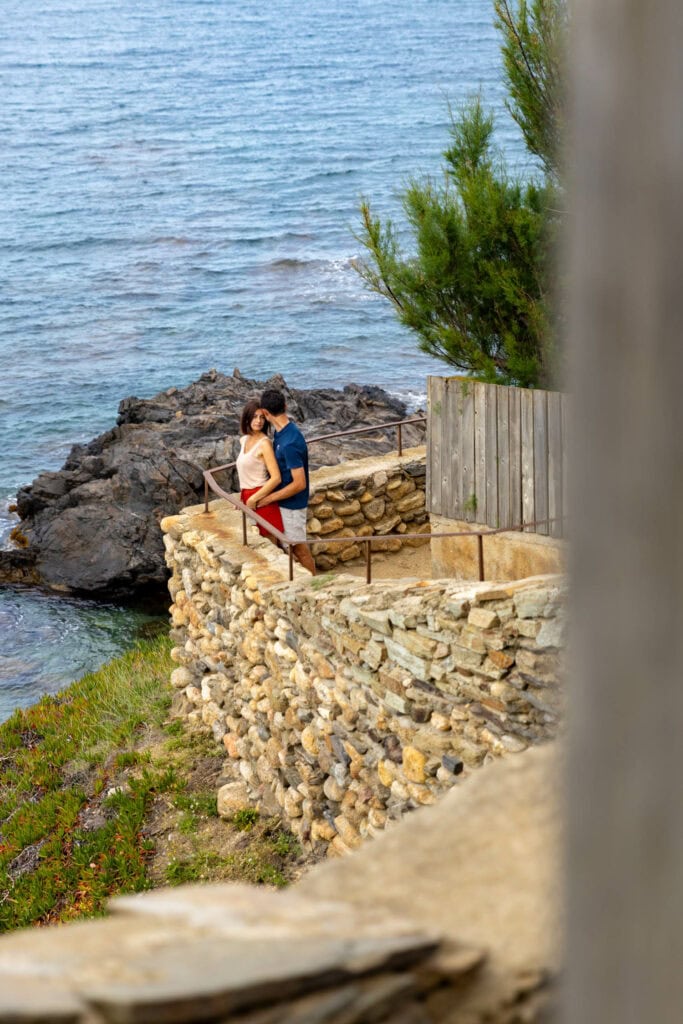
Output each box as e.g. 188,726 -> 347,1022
236,388 -> 316,574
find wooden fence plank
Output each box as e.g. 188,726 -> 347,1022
427,378 -> 565,536
427,376 -> 444,515
533,389 -> 549,535
547,390 -> 563,538
521,388 -> 535,531
474,383 -> 487,523
509,386 -> 522,528
497,386 -> 511,528
460,381 -> 476,522
445,378 -> 461,520
486,385 -> 499,527
441,379 -> 454,514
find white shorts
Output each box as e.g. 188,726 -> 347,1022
280,507 -> 308,544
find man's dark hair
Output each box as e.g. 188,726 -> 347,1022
260,389 -> 286,416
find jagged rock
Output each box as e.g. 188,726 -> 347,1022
2,371 -> 424,598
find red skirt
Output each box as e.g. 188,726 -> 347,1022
240,487 -> 284,538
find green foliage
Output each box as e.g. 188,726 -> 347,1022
173,792 -> 219,817
494,0 -> 567,181
355,0 -> 566,389
268,830 -> 301,859
231,807 -> 259,831
308,573 -> 336,591
165,852 -> 220,886
113,751 -> 148,770
163,719 -> 185,738
463,493 -> 479,515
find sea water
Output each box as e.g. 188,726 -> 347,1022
0,0 -> 536,717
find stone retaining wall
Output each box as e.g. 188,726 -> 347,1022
162,487 -> 565,859
306,447 -> 429,571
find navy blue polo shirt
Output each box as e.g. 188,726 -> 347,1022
273,420 -> 309,510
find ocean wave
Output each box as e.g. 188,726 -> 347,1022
256,255 -> 355,275
3,235 -> 132,254
386,388 -> 428,413
150,236 -> 200,247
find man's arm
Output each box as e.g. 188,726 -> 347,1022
258,466 -> 306,506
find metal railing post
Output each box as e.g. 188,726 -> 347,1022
397,423 -> 403,457
365,540 -> 372,584
242,512 -> 247,545
477,533 -> 485,581
204,477 -> 209,513
288,544 -> 294,581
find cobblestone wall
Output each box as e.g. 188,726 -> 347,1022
306,449 -> 429,570
162,472 -> 564,858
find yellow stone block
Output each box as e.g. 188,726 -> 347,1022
402,745 -> 427,784
377,759 -> 394,788
301,725 -> 320,757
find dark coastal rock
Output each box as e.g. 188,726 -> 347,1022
1,370 -> 425,599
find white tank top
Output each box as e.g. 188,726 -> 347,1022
236,436 -> 269,488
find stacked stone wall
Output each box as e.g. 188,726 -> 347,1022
306,451 -> 429,570
162,492 -> 564,859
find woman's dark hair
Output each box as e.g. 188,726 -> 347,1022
240,399 -> 268,435
260,388 -> 286,416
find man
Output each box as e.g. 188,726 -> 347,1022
256,388 -> 316,574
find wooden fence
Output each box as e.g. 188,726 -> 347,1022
427,377 -> 568,537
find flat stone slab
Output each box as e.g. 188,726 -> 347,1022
0,747 -> 557,1023
82,934 -> 436,1023
0,890 -> 440,1024
109,884 -> 436,942
0,977 -> 83,1022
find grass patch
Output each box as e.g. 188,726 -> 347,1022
172,792 -> 219,835
163,719 -> 184,738
113,751 -> 149,770
0,636 -> 174,931
231,807 -> 259,831
308,573 -> 336,591
0,635 -> 307,933
165,817 -> 300,890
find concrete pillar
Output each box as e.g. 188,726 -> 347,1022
566,1 -> 683,1021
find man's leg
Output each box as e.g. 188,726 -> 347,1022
292,542 -> 316,575
280,508 -> 317,575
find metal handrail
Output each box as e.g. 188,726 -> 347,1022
203,415 -> 427,485
199,414 -> 564,584
202,482 -> 563,584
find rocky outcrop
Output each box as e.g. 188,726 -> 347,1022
1,370 -> 424,598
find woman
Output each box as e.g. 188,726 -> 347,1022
235,399 -> 284,538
